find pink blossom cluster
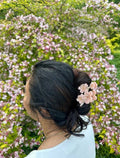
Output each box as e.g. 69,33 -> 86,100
0,14 -> 75,157
77,82 -> 97,105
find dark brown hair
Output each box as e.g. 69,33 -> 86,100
28,60 -> 92,136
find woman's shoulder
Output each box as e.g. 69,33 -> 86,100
25,150 -> 38,158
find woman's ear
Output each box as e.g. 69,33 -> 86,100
38,108 -> 51,118
41,109 -> 50,116
28,109 -> 39,121
36,108 -> 51,122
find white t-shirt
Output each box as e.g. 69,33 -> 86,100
25,121 -> 96,158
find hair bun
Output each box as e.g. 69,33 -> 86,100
73,69 -> 79,78
76,104 -> 91,115
73,69 -> 91,88
73,68 -> 92,115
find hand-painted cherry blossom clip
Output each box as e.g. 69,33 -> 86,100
76,82 -> 97,107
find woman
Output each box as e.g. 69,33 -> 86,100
23,60 -> 96,158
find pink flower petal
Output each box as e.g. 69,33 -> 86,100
78,83 -> 89,93
90,82 -> 97,90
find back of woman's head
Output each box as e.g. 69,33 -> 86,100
28,60 -> 92,136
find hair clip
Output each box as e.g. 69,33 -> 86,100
76,82 -> 97,106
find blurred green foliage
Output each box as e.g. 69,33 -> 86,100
109,0 -> 120,4
96,144 -> 120,158
109,50 -> 120,80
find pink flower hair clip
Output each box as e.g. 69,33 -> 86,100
76,82 -> 97,107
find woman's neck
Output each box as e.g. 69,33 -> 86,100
38,129 -> 68,150
36,110 -> 69,150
